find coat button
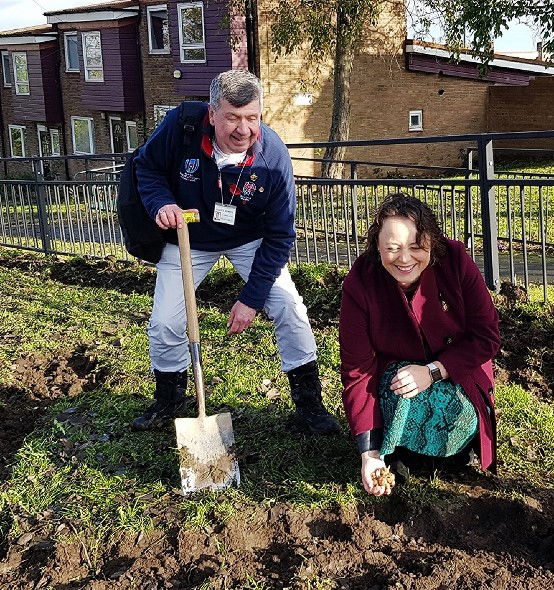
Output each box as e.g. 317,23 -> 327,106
445,337 -> 453,345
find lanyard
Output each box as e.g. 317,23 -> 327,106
217,160 -> 248,206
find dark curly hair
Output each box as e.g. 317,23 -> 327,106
364,193 -> 447,262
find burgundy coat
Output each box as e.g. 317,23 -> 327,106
339,239 -> 500,470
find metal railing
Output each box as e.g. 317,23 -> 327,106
0,153 -> 128,181
1,131 -> 553,301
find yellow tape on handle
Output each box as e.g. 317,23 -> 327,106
182,211 -> 200,224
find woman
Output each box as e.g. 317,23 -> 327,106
339,193 -> 500,496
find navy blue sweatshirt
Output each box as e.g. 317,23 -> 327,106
134,103 -> 297,310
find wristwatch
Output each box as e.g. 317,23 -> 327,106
426,362 -> 442,383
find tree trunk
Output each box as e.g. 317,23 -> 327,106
321,9 -> 355,179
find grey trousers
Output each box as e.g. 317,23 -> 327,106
148,240 -> 317,373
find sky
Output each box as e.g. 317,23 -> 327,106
0,0 -> 540,54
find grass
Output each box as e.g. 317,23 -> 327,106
0,249 -> 553,569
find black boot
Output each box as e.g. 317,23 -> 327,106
287,361 -> 341,435
132,370 -> 188,431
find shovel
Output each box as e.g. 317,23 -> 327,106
175,211 -> 240,494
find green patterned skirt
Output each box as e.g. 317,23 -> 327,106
378,361 -> 478,458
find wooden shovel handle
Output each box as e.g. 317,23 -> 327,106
176,222 -> 200,344
176,220 -> 206,418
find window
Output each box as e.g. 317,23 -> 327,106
1,51 -> 11,87
12,52 -> 29,95
126,121 -> 139,151
50,129 -> 61,156
409,110 -> 423,132
9,125 -> 26,157
147,5 -> 170,53
82,31 -> 103,82
71,117 -> 94,154
153,104 -> 177,126
64,32 -> 80,72
177,2 -> 206,63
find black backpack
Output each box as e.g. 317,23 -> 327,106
117,101 -> 205,264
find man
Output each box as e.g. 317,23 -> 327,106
132,69 -> 339,435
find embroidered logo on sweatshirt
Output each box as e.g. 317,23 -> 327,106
180,158 -> 200,182
240,181 -> 257,203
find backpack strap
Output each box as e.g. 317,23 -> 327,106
177,101 -> 207,149
169,100 -> 208,190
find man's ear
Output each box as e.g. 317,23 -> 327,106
208,106 -> 215,126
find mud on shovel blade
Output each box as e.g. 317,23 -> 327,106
174,212 -> 240,494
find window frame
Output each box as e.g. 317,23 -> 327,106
147,4 -> 170,54
50,128 -> 61,156
12,51 -> 30,96
81,31 -> 104,83
64,31 -> 80,72
125,120 -> 139,152
8,125 -> 26,157
1,51 -> 12,87
408,109 -> 423,132
153,104 -> 177,126
71,116 -> 95,154
177,2 -> 206,64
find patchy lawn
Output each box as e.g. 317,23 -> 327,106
0,249 -> 552,589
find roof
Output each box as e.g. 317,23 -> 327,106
0,24 -> 57,45
0,24 -> 55,37
407,39 -> 553,74
44,0 -> 138,16
499,50 -> 541,61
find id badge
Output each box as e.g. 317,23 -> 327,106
213,203 -> 237,225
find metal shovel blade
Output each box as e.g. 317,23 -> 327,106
175,412 -> 240,494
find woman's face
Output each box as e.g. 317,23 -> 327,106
377,216 -> 431,290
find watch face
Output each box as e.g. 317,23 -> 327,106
431,368 -> 442,382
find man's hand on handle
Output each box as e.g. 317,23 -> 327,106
156,204 -> 199,229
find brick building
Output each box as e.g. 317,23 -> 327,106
0,0 -> 247,178
487,76 -> 554,152
0,25 -> 63,179
0,0 -> 552,179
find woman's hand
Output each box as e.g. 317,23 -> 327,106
389,364 -> 433,399
361,450 -> 392,496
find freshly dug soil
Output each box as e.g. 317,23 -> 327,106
0,495 -> 552,589
0,347 -> 106,480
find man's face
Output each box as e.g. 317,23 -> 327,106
208,98 -> 261,154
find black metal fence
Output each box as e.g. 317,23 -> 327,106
1,131 -> 553,301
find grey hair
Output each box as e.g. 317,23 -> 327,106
209,70 -> 263,111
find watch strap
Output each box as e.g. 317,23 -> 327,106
427,362 -> 442,383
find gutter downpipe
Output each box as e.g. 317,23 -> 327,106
245,0 -> 260,77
